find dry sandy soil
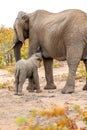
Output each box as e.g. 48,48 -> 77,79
0,61 -> 87,130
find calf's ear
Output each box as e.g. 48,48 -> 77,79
37,46 -> 41,52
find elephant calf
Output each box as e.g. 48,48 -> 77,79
14,52 -> 42,95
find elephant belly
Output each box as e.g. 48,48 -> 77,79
55,50 -> 66,61
56,56 -> 66,61
41,45 -> 66,61
82,46 -> 87,60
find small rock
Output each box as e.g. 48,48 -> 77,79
48,90 -> 54,93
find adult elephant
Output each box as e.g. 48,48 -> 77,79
13,9 -> 87,94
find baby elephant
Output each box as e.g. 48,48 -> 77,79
14,52 -> 42,95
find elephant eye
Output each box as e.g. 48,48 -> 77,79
14,27 -> 17,33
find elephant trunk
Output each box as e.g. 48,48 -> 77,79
14,41 -> 22,62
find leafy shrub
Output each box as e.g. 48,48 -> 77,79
16,105 -> 87,130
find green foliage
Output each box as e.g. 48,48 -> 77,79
0,81 -> 10,89
32,109 -> 37,117
15,117 -> 27,125
0,79 -> 14,90
7,66 -> 14,73
21,39 -> 29,59
76,61 -> 87,79
53,60 -> 59,68
16,105 -> 87,130
0,26 -> 14,68
82,111 -> 87,123
71,104 -> 83,115
0,26 -> 29,68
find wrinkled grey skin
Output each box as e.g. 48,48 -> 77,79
13,9 -> 87,94
14,52 -> 42,95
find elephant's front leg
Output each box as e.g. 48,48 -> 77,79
27,77 -> 38,92
33,69 -> 42,93
43,58 -> 56,89
27,78 -> 35,92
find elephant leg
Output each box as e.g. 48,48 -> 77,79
17,74 -> 26,95
17,82 -> 24,95
27,78 -> 35,92
43,58 -> 56,89
14,80 -> 25,95
14,78 -> 19,95
27,78 -> 37,91
83,60 -> 87,90
62,46 -> 83,94
33,69 -> 41,93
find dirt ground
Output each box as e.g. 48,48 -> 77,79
0,61 -> 87,130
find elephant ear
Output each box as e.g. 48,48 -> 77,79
22,14 -> 29,23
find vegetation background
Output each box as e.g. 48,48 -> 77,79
0,26 -> 29,68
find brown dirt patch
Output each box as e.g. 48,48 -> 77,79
0,61 -> 87,130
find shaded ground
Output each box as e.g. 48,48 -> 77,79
0,61 -> 87,130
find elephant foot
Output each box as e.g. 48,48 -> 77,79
83,84 -> 87,90
14,92 -> 24,96
27,87 -> 42,93
27,86 -> 34,92
36,89 -> 42,93
44,83 -> 57,90
61,86 -> 75,94
27,85 -> 37,91
28,89 -> 34,92
27,86 -> 37,92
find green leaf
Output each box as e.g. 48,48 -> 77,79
83,117 -> 87,121
71,104 -> 82,114
32,109 -> 37,117
15,116 -> 27,125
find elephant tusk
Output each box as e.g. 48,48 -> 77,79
5,43 -> 16,54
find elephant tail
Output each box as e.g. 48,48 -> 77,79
15,67 -> 20,83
